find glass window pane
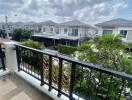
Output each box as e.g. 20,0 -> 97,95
120,30 -> 127,38
43,27 -> 45,32
103,30 -> 113,34
50,28 -> 53,32
72,29 -> 78,36
64,28 -> 67,34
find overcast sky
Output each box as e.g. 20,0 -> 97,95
0,0 -> 132,24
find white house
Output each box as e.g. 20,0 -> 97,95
36,20 -> 59,34
32,20 -> 96,46
59,20 -> 96,40
95,18 -> 132,42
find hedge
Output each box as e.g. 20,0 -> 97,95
58,44 -> 77,55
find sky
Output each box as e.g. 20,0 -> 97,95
0,0 -> 132,24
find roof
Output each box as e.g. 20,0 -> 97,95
95,18 -> 132,28
37,20 -> 58,26
32,33 -> 79,40
60,20 -> 95,29
32,34 -> 61,39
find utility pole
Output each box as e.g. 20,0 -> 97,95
5,16 -> 9,38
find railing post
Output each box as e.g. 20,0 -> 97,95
57,58 -> 63,97
69,63 -> 76,100
0,45 -> 6,71
40,53 -> 44,86
48,55 -> 52,91
4,42 -> 18,72
16,45 -> 20,71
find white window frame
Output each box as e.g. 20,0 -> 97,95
72,28 -> 78,36
120,30 -> 127,38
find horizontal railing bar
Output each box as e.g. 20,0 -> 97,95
16,44 -> 132,81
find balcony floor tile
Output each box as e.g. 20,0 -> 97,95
0,73 -> 53,100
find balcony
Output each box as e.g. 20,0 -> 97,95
0,42 -> 132,100
68,33 -> 78,37
0,73 -> 53,100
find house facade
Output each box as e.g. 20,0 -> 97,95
38,20 -> 59,34
59,20 -> 96,40
95,18 -> 132,42
32,20 -> 96,47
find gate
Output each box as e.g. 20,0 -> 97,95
0,44 -> 5,70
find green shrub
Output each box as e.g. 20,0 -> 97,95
58,44 -> 77,55
20,39 -> 45,72
21,39 -> 44,49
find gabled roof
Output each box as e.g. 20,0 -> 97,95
60,20 -> 95,29
95,18 -> 132,28
37,20 -> 58,26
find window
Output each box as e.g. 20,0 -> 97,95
72,29 -> 78,36
103,30 -> 113,34
50,28 -> 53,32
120,30 -> 127,38
43,27 -> 45,32
64,28 -> 67,34
55,29 -> 59,34
95,30 -> 98,34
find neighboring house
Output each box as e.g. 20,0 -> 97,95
32,20 -> 96,47
0,22 -> 39,38
23,22 -> 38,33
59,20 -> 96,40
0,22 -> 14,37
0,22 -> 38,31
95,18 -> 132,42
36,20 -> 59,34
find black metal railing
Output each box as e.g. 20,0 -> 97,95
0,44 -> 6,71
16,44 -> 132,100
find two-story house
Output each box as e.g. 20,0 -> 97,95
59,20 -> 96,40
23,22 -> 38,33
95,18 -> 132,42
36,20 -> 59,34
32,20 -> 96,47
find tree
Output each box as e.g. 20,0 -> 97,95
77,33 -> 132,73
12,29 -> 32,41
0,29 -> 6,38
73,33 -> 132,99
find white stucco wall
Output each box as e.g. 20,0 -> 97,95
126,30 -> 132,42
59,26 -> 96,39
59,26 -> 69,36
41,25 -> 58,34
97,27 -> 132,42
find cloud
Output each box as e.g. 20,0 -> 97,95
0,0 -> 128,24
